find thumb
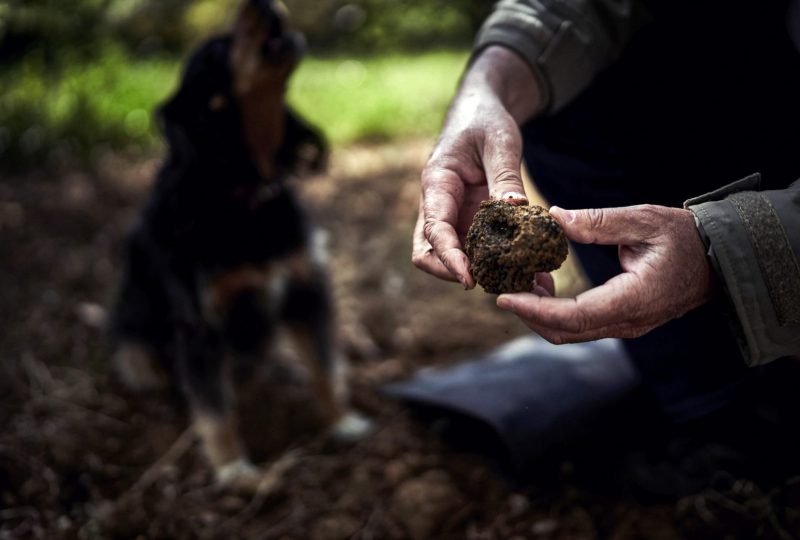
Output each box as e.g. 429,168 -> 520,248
549,206 -> 653,245
483,131 -> 527,205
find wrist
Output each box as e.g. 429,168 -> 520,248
679,208 -> 717,306
462,46 -> 544,123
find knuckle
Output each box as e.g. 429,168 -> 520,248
490,168 -> 523,192
637,204 -> 670,235
420,163 -> 447,188
422,219 -> 439,243
493,167 -> 521,183
638,204 -> 662,224
439,247 -> 463,270
585,207 -> 606,231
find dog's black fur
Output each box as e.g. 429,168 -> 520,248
110,0 -> 357,486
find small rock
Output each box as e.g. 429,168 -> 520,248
531,518 -> 559,536
75,302 -> 107,329
358,358 -> 406,385
391,470 -> 462,540
384,459 -> 411,486
310,514 -> 361,540
57,515 -> 72,531
507,493 -> 529,517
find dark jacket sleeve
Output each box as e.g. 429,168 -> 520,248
474,0 -> 647,112
685,174 -> 800,366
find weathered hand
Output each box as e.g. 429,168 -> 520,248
412,102 -> 526,287
412,46 -> 543,288
496,205 -> 715,344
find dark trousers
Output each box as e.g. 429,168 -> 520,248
521,134 -> 756,422
566,241 -> 751,421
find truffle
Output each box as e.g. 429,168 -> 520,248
465,200 -> 568,294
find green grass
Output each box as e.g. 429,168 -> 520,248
0,49 -> 469,168
289,51 -> 468,144
0,48 -> 180,166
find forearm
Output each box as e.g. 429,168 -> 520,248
458,46 -> 545,124
474,0 -> 646,113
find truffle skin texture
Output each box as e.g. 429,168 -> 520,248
465,200 -> 568,294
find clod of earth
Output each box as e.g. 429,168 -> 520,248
465,200 -> 568,294
390,470 -> 462,540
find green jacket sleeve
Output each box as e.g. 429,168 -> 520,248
685,174 -> 800,367
474,0 -> 647,112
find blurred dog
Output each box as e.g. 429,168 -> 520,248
110,0 -> 370,490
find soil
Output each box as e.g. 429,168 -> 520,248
1,140 -> 798,539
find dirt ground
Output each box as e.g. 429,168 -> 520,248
1,140 -> 798,539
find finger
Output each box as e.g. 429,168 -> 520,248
520,317 -> 653,344
534,272 -> 555,296
423,218 -> 474,288
533,285 -> 552,297
413,248 -> 461,283
500,294 -> 652,343
482,128 -> 527,204
549,205 -> 661,246
412,199 -> 461,282
420,170 -> 475,288
497,273 -> 641,334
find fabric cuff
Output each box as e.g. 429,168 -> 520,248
687,174 -> 800,366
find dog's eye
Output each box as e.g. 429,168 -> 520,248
209,94 -> 228,111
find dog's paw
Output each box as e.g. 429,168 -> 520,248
215,453 -> 298,495
216,459 -> 264,493
112,343 -> 169,392
330,411 -> 374,443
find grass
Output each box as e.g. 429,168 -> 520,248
0,49 -> 180,167
0,48 -> 469,168
290,51 -> 468,144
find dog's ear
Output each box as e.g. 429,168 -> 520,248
158,37 -> 239,160
276,107 -> 328,177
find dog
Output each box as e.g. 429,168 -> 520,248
110,0 -> 371,490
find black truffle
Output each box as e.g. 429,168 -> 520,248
465,200 -> 568,294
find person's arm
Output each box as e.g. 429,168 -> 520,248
413,0 -> 644,285
474,0 -> 646,113
496,177 -> 800,367
686,175 -> 800,365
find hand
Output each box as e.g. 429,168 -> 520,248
497,205 -> 715,344
412,46 -> 544,288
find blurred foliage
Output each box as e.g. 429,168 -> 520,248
0,0 -> 487,169
0,47 -> 178,169
0,0 -> 238,65
285,0 -> 492,53
0,49 -> 468,169
0,0 -> 488,62
291,52 -> 469,143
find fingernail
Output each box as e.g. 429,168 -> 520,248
551,206 -> 575,224
497,296 -> 514,311
500,192 -> 528,203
